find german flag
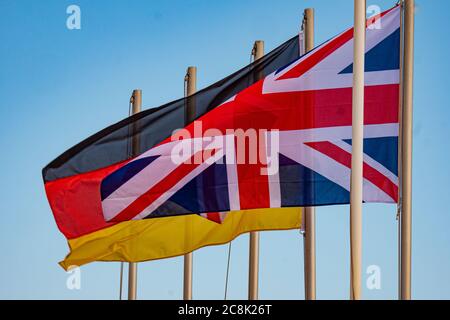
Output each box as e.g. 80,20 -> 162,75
43,36 -> 302,269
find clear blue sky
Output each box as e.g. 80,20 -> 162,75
0,0 -> 448,300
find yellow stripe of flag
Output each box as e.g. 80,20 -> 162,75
60,208 -> 302,270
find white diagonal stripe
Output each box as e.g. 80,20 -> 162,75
133,148 -> 225,220
279,140 -> 392,203
332,139 -> 398,186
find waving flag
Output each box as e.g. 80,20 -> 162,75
44,33 -> 302,269
43,5 -> 400,268
100,6 -> 400,223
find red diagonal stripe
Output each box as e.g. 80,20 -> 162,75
110,150 -> 217,222
306,141 -> 398,202
278,28 -> 354,80
278,6 -> 398,81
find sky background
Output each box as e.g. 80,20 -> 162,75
0,0 -> 448,300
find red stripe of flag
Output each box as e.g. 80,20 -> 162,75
278,6 -> 398,81
306,141 -> 398,202
110,150 -> 218,222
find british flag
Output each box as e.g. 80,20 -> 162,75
100,6 -> 401,223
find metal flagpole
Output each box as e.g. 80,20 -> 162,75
128,89 -> 142,300
350,0 -> 365,300
400,0 -> 414,300
302,8 -> 316,301
183,66 -> 197,300
248,40 -> 264,301
397,0 -> 405,299
119,262 -> 124,300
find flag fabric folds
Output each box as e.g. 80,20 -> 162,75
60,208 -> 301,269
44,6 -> 400,268
99,6 -> 401,223
44,35 -> 302,268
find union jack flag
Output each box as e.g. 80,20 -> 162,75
101,6 -> 401,223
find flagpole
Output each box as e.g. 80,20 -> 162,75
302,7 -> 316,301
128,89 -> 142,300
184,66 -> 197,300
248,40 -> 264,301
400,0 -> 414,300
397,0 -> 405,299
350,0 -> 365,300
